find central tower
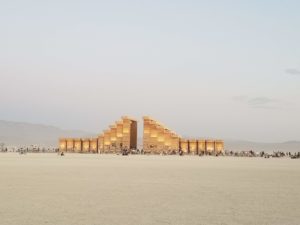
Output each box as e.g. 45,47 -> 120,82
98,116 -> 137,154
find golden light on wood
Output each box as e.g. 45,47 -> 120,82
123,129 -> 129,134
180,139 -> 189,153
59,115 -> 223,155
189,139 -> 197,154
205,140 -> 215,152
215,140 -> 224,152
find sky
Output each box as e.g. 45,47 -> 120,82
1,0 -> 300,142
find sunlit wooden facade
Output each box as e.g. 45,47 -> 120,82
143,116 -> 224,155
99,116 -> 137,154
59,116 -> 137,154
189,139 -> 197,155
59,116 -> 224,154
74,139 -> 82,153
143,116 -> 181,154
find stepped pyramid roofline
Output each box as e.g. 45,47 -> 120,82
121,116 -> 137,121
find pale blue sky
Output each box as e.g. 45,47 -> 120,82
1,0 -> 300,142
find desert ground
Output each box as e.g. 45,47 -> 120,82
0,153 -> 299,225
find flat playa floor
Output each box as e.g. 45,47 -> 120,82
0,153 -> 299,225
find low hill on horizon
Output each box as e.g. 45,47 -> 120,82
0,120 -> 299,152
0,120 -> 96,148
224,139 -> 300,153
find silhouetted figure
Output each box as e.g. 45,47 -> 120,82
122,148 -> 129,156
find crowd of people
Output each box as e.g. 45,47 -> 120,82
0,144 -> 299,159
0,146 -> 58,153
223,150 -> 300,159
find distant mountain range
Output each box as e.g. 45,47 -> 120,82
0,120 -> 96,148
224,139 -> 300,153
0,120 -> 299,152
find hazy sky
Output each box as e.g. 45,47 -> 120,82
1,0 -> 300,142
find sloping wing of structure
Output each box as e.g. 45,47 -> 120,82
142,116 -> 224,155
143,116 -> 180,154
59,116 -> 138,154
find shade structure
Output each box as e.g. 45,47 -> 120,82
205,140 -> 215,152
74,139 -> 82,153
189,139 -> 197,155
98,134 -> 104,153
66,139 -> 74,152
82,139 -> 90,153
59,139 -> 66,152
197,139 -> 206,154
180,139 -> 189,154
90,138 -> 98,153
215,140 -> 224,153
